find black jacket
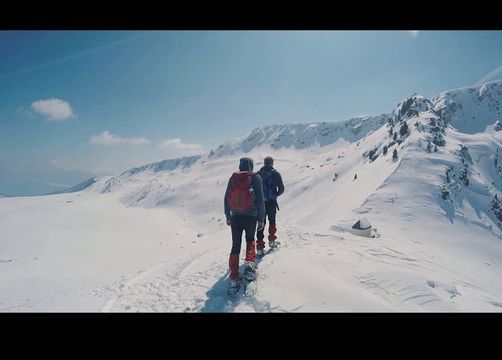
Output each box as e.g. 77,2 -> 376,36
257,165 -> 285,202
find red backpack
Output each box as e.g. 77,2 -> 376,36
226,171 -> 255,213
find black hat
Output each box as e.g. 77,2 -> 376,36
239,157 -> 254,171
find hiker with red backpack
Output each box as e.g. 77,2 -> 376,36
224,157 -> 265,295
256,156 -> 285,256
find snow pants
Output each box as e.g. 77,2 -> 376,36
256,200 -> 277,251
229,215 -> 256,281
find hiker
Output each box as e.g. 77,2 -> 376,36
354,173 -> 357,181
256,156 -> 285,256
224,157 -> 265,293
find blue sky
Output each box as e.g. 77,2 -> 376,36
1,30 -> 502,194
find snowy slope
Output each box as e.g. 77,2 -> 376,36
433,79 -> 502,134
46,177 -> 98,195
2,81 -> 502,312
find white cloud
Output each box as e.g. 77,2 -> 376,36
31,98 -> 74,121
407,31 -> 420,38
90,131 -> 150,146
158,138 -> 204,155
476,65 -> 502,85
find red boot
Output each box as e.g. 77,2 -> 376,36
268,223 -> 277,241
245,241 -> 256,263
256,238 -> 265,252
229,254 -> 240,281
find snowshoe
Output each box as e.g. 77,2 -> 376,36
243,262 -> 257,281
243,263 -> 258,297
243,278 -> 258,297
269,240 -> 281,250
227,279 -> 241,296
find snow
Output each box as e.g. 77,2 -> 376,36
433,79 -> 502,134
208,114 -> 390,157
2,81 -> 502,312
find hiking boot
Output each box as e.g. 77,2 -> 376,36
256,249 -> 265,257
269,240 -> 277,249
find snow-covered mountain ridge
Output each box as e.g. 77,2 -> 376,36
2,80 -> 502,312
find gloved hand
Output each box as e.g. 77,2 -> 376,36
257,222 -> 265,231
226,219 -> 231,226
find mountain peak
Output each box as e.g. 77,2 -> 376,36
392,94 -> 433,123
432,80 -> 502,134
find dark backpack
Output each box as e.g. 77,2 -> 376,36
226,171 -> 255,212
260,170 -> 276,201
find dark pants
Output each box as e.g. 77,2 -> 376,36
230,215 -> 257,255
257,200 -> 278,249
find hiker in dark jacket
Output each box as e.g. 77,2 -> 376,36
224,157 -> 265,293
256,156 -> 285,256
